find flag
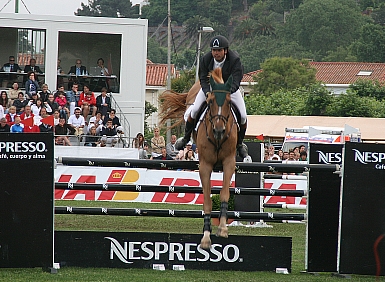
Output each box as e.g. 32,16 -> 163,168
256,134 -> 264,141
21,116 -> 34,127
41,115 -> 55,127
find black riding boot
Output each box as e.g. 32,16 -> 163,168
237,123 -> 248,159
175,118 -> 194,150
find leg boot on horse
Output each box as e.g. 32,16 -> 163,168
237,122 -> 248,159
200,214 -> 212,250
175,115 -> 194,150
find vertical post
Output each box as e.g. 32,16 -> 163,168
166,0 -> 171,142
15,0 -> 19,13
195,32 -> 202,82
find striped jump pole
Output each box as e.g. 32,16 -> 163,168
55,206 -> 307,221
56,157 -> 339,174
55,182 -> 307,197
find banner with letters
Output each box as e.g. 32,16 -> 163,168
55,231 -> 292,272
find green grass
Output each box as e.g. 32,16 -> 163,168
0,200 -> 383,281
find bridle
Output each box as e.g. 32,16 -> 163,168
204,90 -> 235,153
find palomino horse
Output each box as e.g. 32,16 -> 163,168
159,68 -> 237,249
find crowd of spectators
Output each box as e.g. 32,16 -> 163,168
264,144 -> 307,162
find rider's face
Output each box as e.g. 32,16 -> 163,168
211,48 -> 226,62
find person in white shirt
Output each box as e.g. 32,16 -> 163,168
67,107 -> 85,136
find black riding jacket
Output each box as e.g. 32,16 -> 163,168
199,49 -> 244,94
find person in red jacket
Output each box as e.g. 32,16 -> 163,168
5,105 -> 17,125
78,85 -> 96,119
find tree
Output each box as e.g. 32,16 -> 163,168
348,79 -> 385,101
234,18 -> 257,40
283,0 -> 365,58
352,23 -> 385,62
209,0 -> 232,27
251,57 -> 316,95
147,38 -> 167,64
75,0 -> 137,17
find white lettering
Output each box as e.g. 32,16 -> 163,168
184,243 -> 196,262
223,244 -> 239,262
169,243 -> 183,261
154,242 -> 168,260
128,242 -> 141,260
141,242 -> 154,260
210,244 -> 222,262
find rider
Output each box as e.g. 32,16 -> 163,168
176,35 -> 248,158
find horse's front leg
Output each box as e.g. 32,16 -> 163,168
216,157 -> 235,238
199,161 -> 213,250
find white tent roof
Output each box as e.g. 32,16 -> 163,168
246,115 -> 385,142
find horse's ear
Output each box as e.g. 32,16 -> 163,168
225,75 -> 233,90
210,74 -> 216,88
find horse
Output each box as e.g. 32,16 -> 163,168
159,68 -> 237,249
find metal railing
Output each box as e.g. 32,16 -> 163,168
109,92 -> 132,147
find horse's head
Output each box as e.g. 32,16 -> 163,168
207,72 -> 233,141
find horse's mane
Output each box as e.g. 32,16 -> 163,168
159,68 -> 224,127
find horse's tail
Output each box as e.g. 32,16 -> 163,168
159,90 -> 188,128
159,80 -> 201,128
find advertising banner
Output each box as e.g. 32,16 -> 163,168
0,133 -> 54,268
55,166 -> 234,204
306,143 -> 342,273
338,142 -> 385,275
55,231 -> 292,272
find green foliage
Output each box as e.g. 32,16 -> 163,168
283,0 -> 365,58
348,79 -> 385,100
322,46 -> 357,62
144,101 -> 158,135
251,57 -> 316,95
352,23 -> 385,62
171,70 -> 195,93
302,84 -> 332,116
75,0 -> 137,17
147,37 -> 167,64
325,93 -> 385,117
209,0 -> 232,27
172,49 -> 197,70
211,194 -> 235,211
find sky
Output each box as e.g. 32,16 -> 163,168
0,0 -> 141,16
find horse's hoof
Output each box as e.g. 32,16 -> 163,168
200,238 -> 211,250
216,226 -> 228,238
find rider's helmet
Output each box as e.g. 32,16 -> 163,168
210,35 -> 229,50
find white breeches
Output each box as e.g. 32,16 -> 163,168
186,88 -> 247,125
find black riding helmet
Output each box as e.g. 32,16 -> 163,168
210,35 -> 229,49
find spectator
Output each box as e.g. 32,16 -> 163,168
68,59 -> 87,76
194,147 -> 199,161
84,126 -> 101,147
38,84 -> 51,102
151,127 -> 165,156
2,55 -> 21,72
97,58 -> 110,76
54,90 -> 69,119
19,104 -> 34,121
67,107 -> 85,136
5,106 -> 17,125
38,108 -> 53,133
282,151 -> 289,160
13,92 -> 29,114
183,141 -> 194,159
66,83 -> 80,116
57,59 -> 64,75
52,84 -> 65,99
151,147 -> 173,160
166,134 -> 179,159
278,149 -> 284,160
293,146 -> 300,160
0,104 -> 3,120
96,87 -> 111,119
102,109 -> 122,131
267,145 -> 280,160
24,58 -> 43,74
25,71 -> 39,99
10,116 -> 24,133
100,118 -> 118,147
139,141 -> 149,159
132,132 -> 145,149
0,91 -> 12,113
287,150 -> 297,161
31,98 -> 51,117
184,149 -> 196,161
55,117 -> 74,146
28,92 -> 39,106
45,94 -> 59,115
88,111 -> 103,135
78,85 -> 97,119
299,151 -> 308,161
0,117 -> 10,132
8,82 -> 20,103
299,145 -> 307,153
53,109 -> 60,126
